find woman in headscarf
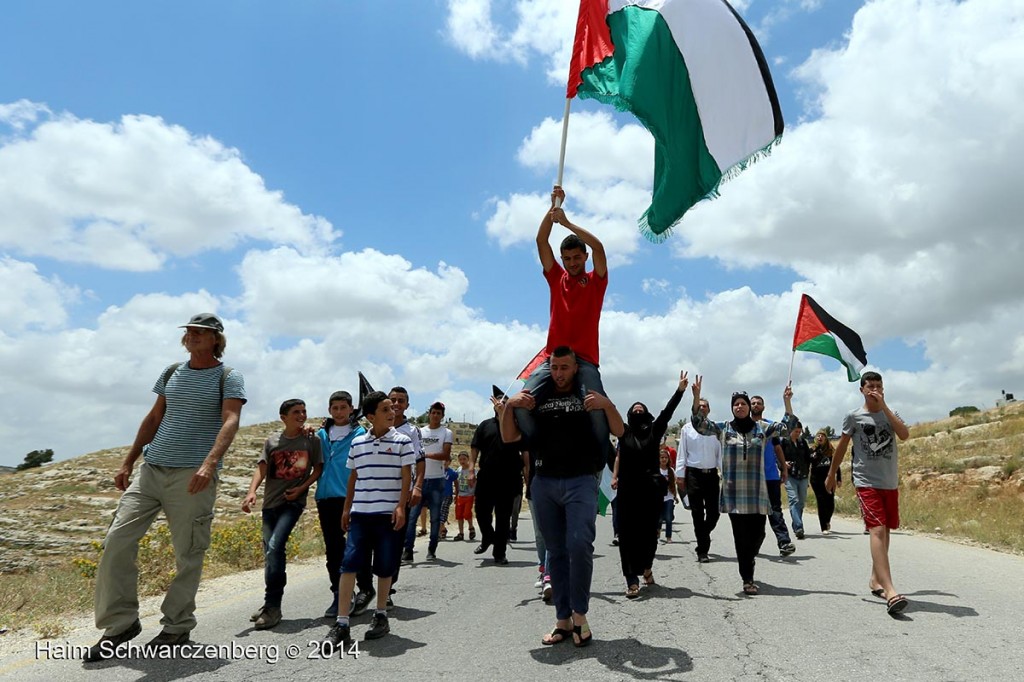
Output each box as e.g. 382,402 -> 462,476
809,429 -> 839,534
690,376 -> 797,595
612,371 -> 688,598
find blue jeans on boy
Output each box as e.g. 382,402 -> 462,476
262,501 -> 303,607
405,477 -> 444,554
784,477 -> 809,534
515,358 -> 610,461
531,474 -> 598,620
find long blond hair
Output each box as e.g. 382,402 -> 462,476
180,331 -> 227,359
814,429 -> 834,457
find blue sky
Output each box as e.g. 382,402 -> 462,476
2,0 -> 1022,466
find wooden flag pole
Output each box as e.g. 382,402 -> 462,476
787,350 -> 796,386
553,98 -> 572,207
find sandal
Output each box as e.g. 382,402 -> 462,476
469,528 -> 477,540
886,594 -> 909,615
453,533 -> 465,542
742,582 -> 759,595
625,584 -> 640,599
541,626 -> 572,646
870,585 -> 885,598
572,623 -> 593,648
642,570 -> 655,586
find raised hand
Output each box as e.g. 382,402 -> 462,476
678,371 -> 689,393
691,375 -> 703,400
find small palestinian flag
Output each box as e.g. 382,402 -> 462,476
792,295 -> 868,382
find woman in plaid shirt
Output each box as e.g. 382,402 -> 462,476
689,376 -> 796,595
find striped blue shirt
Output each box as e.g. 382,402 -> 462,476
144,362 -> 247,468
348,427 -> 416,515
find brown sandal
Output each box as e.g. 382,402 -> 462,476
642,569 -> 655,586
743,582 -> 759,595
625,584 -> 640,599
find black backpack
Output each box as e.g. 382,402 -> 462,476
160,363 -> 234,403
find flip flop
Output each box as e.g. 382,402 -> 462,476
572,623 -> 593,648
886,594 -> 909,615
870,587 -> 885,598
642,570 -> 656,586
542,627 -> 572,646
625,585 -> 640,599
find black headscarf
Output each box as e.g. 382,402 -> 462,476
627,401 -> 655,437
730,394 -> 756,434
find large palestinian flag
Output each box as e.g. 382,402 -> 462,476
792,295 -> 868,382
567,0 -> 784,241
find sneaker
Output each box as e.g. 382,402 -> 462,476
324,596 -> 339,619
402,548 -> 414,563
795,529 -> 805,540
84,619 -> 142,662
366,612 -> 390,640
697,554 -> 710,563
494,556 -> 509,566
780,543 -> 797,556
473,543 -> 490,555
611,535 -> 619,546
254,607 -> 282,630
323,623 -> 352,651
426,552 -> 436,561
250,604 -> 268,622
351,589 -> 375,617
453,532 -> 465,541
542,582 -> 553,603
534,577 -> 545,588
822,528 -> 832,535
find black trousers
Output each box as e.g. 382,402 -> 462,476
684,469 -> 720,555
616,481 -> 661,585
809,471 -> 835,530
765,480 -> 792,546
475,472 -> 516,559
728,513 -> 766,583
316,497 -> 347,594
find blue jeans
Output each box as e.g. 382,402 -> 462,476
515,358 -> 609,460
343,513 -> 403,577
262,502 -> 304,607
531,474 -> 598,620
658,499 -> 675,539
405,477 -> 444,553
528,497 -> 549,570
784,477 -> 809,534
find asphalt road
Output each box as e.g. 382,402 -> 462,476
2,507 -> 1022,681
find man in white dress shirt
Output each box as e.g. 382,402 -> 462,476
675,398 -> 722,563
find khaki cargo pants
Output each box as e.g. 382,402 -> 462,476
94,462 -> 217,636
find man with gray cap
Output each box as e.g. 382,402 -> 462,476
86,313 -> 246,662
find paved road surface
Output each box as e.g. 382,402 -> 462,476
1,509 -> 1021,681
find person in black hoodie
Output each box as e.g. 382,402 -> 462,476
611,371 -> 689,598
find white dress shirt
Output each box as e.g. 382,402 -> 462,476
675,422 -> 722,479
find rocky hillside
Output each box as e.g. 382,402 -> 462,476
0,419 -> 478,573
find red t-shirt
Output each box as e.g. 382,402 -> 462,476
544,263 -> 608,366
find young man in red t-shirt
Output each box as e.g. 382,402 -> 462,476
515,186 -> 611,455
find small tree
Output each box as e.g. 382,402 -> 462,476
17,448 -> 54,470
949,405 -> 980,418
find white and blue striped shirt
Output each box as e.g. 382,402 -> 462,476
348,427 -> 416,515
144,362 -> 246,468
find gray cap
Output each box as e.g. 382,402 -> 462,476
179,313 -> 224,332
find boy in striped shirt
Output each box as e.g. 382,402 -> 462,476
323,391 -> 415,650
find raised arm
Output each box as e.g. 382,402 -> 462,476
653,371 -> 689,440
689,375 -> 722,437
536,187 -> 562,273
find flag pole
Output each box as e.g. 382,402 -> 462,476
553,98 -> 572,207
787,350 -> 796,386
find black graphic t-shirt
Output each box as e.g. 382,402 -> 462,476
530,391 -> 602,478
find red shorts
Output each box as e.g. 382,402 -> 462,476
455,495 -> 475,521
856,487 -> 900,530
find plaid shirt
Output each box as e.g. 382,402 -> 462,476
692,413 -> 794,514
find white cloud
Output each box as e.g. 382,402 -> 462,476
0,103 -> 337,271
0,257 -> 79,333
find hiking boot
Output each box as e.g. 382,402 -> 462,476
366,612 -> 390,640
323,623 -> 352,652
83,619 -> 141,662
324,595 -> 339,619
254,606 -> 282,630
146,630 -> 191,649
780,542 -> 797,556
402,548 -> 414,563
351,589 -> 375,617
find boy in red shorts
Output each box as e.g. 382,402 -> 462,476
455,452 -> 476,542
826,371 -> 910,616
